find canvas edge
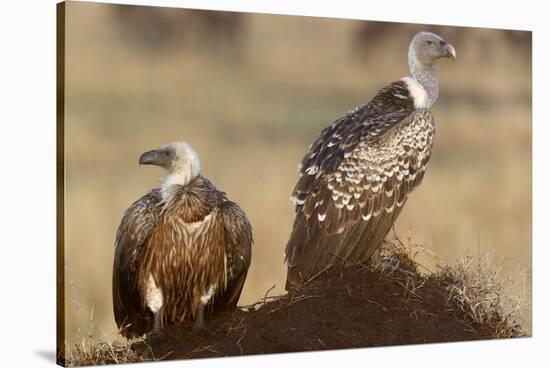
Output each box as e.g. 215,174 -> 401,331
56,1 -> 67,366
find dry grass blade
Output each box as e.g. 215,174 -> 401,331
236,328 -> 247,355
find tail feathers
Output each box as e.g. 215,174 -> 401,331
355,206 -> 404,261
213,269 -> 248,314
285,214 -> 323,287
285,206 -> 407,289
285,214 -> 344,288
344,214 -> 384,262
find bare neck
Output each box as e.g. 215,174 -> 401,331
408,50 -> 438,108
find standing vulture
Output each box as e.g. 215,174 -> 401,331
285,32 -> 456,286
112,141 -> 252,338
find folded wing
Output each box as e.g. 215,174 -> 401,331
215,201 -> 253,312
112,189 -> 161,338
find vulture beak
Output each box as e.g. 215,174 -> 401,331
139,150 -> 161,166
442,42 -> 456,60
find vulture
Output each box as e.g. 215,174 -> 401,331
112,141 -> 252,338
285,32 -> 456,286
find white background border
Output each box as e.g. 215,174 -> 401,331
0,0 -> 547,367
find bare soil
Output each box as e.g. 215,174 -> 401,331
132,262 -> 507,361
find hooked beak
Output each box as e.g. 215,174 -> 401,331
443,42 -> 456,60
138,150 -> 160,166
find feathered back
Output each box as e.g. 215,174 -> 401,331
285,81 -> 435,286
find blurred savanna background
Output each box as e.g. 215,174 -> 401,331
62,1 -> 532,346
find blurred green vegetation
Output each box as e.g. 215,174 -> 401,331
63,2 -> 531,345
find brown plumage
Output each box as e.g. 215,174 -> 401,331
285,32 -> 455,286
112,142 -> 252,338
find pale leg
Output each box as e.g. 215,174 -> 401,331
193,303 -> 205,331
194,285 -> 215,331
152,310 -> 163,335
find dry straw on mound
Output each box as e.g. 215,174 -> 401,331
434,255 -> 526,338
375,230 -> 527,338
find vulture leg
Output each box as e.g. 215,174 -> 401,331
194,303 -> 205,331
152,309 -> 163,335
194,285 -> 215,331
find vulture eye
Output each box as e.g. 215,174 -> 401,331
165,151 -> 171,157
425,40 -> 434,46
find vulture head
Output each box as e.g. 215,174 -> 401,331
406,31 -> 456,108
409,31 -> 456,66
139,141 -> 201,191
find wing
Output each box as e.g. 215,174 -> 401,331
286,82 -> 435,285
292,81 -> 415,211
112,189 -> 161,338
214,200 -> 253,312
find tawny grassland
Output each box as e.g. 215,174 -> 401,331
63,3 -> 531,344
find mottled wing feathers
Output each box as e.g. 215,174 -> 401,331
214,201 -> 253,312
292,81 -> 415,209
112,189 -> 162,338
286,80 -> 435,285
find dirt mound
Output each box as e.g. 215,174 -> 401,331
63,238 -> 525,366
133,261 -> 508,361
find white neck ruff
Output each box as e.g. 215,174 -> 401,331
160,170 -> 196,200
